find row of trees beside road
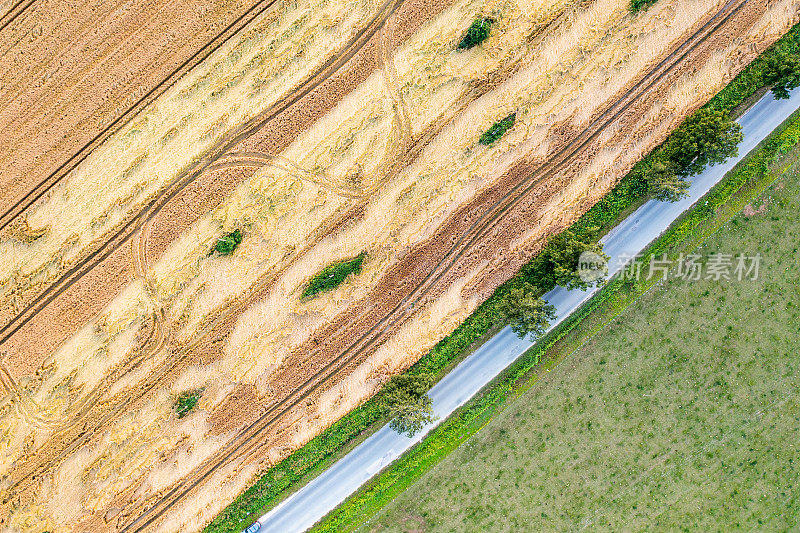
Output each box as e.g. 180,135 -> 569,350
207,24 -> 800,530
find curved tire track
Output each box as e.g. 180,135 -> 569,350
0,16 -> 412,473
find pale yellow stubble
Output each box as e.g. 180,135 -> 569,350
0,0 -> 385,310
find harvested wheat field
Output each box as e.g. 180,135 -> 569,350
0,0 -> 797,531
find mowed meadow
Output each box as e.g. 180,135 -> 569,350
364,136 -> 800,532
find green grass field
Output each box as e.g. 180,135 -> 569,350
363,143 -> 800,532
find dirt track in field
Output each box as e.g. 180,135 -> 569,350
0,0 -> 797,530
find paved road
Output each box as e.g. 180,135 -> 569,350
253,87 -> 800,533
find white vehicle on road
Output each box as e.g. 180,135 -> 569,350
243,522 -> 261,533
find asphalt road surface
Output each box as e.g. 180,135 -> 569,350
253,87 -> 800,533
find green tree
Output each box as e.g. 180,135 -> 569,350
763,49 -> 800,99
389,400 -> 435,437
379,374 -> 437,437
527,229 -> 608,290
647,158 -> 690,202
457,17 -> 493,50
662,108 -> 742,177
638,108 -> 742,202
497,282 -> 556,339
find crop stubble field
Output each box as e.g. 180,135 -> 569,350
0,0 -> 292,229
364,125 -> 800,533
0,0 -> 797,531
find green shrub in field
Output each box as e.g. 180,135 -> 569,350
303,253 -> 366,298
175,389 -> 204,418
214,229 -> 242,255
457,17 -> 493,50
479,112 -> 516,145
630,0 -> 657,13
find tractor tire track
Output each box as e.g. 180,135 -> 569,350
1,7 -> 413,488
59,17 -> 413,436
0,0 -> 577,357
0,0 -> 35,34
